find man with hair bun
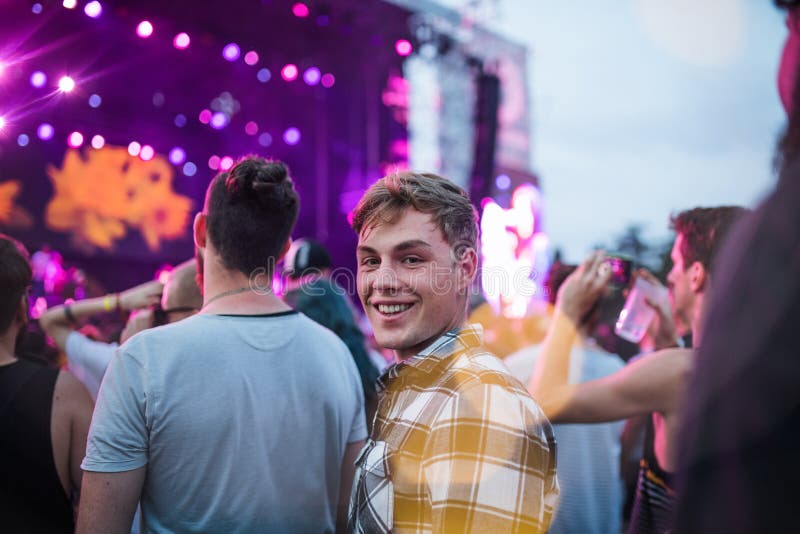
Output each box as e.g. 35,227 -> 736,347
78,156 -> 366,533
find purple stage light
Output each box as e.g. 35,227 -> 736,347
140,145 -> 155,161
91,135 -> 105,149
395,39 -> 413,57
220,156 -> 234,171
321,73 -> 335,88
174,32 -> 190,50
0,116 -> 6,130
244,51 -> 259,66
208,155 -> 220,170
30,71 -> 47,88
283,127 -> 301,145
88,94 -> 102,108
303,67 -> 321,86
17,134 -> 29,147
136,21 -> 153,38
245,121 -> 258,135
198,109 -> 212,124
128,141 -> 141,156
84,1 -> 102,18
169,147 -> 186,165
32,3 -> 43,14
222,43 -> 241,62
316,14 -> 330,26
183,162 -> 197,177
62,0 -> 77,9
174,113 -> 187,127
258,133 -> 272,147
495,174 -> 511,191
257,68 -> 271,83
292,3 -> 309,17
281,64 -> 298,81
210,112 -> 228,130
37,123 -> 54,140
67,131 -> 84,148
58,76 -> 75,93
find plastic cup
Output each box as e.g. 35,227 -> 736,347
615,276 -> 668,343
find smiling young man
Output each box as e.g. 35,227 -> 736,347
348,171 -> 559,534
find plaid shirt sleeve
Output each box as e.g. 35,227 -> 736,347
421,377 -> 558,533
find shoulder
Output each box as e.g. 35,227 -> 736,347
53,370 -> 93,414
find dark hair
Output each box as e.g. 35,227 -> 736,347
670,207 -> 748,273
204,156 -> 299,277
0,235 -> 32,332
545,262 -> 578,306
350,171 -> 478,257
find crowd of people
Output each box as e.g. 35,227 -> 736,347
1,1 -> 799,533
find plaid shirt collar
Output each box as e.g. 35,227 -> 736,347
375,324 -> 484,393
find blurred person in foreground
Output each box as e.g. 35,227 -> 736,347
0,234 -> 93,532
674,2 -> 800,531
282,238 -> 381,430
529,207 -> 746,533
78,156 -> 366,533
505,262 -> 626,534
348,171 -> 558,533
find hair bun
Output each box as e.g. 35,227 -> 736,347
224,156 -> 297,208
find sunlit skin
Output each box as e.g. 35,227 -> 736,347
356,209 -> 477,361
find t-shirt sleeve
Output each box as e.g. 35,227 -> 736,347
65,331 -> 117,400
81,346 -> 149,473
343,344 -> 368,444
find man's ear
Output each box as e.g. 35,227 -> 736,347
689,260 -> 707,293
456,247 -> 479,292
277,238 -> 292,263
193,212 -> 207,249
16,291 -> 29,327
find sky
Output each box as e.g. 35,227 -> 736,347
438,0 -> 788,261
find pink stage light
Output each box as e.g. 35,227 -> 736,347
321,73 -> 335,88
173,32 -> 191,50
244,51 -> 259,66
220,156 -> 234,171
208,155 -> 220,170
169,147 -> 186,165
91,135 -> 105,149
222,43 -> 241,62
0,116 -> 6,130
136,21 -> 153,38
62,0 -> 77,9
127,141 -> 141,156
281,64 -> 298,81
210,112 -> 228,130
67,131 -> 84,148
37,123 -> 54,140
198,109 -> 212,124
303,67 -> 321,86
244,121 -> 258,135
140,145 -> 155,161
283,127 -> 301,146
84,1 -> 102,18
395,39 -> 413,57
30,71 -> 47,88
58,76 -> 75,93
292,3 -> 310,17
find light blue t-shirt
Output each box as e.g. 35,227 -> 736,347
505,340 -> 626,534
83,311 -> 367,533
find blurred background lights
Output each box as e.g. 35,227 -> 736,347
321,73 -> 335,88
208,155 -> 220,170
316,14 -> 330,26
37,123 -> 54,140
257,68 -> 271,83
173,32 -> 190,50
0,62 -> 5,78
258,132 -> 272,147
62,0 -> 77,9
244,121 -> 258,135
198,109 -> 212,124
210,112 -> 228,129
152,91 -> 165,107
219,156 -> 234,171
127,141 -> 141,157
244,51 -> 259,66
495,174 -> 511,191
136,21 -> 153,38
88,94 -> 102,108
91,135 -> 105,149
283,127 -> 301,145
292,3 -> 310,17
0,116 -> 6,130
32,3 -> 43,14
140,145 -> 155,161
281,64 -> 298,81
67,131 -> 84,148
222,43 -> 241,62
17,134 -> 29,147
395,39 -> 413,57
303,67 -> 321,86
182,162 -> 197,177
58,76 -> 75,93
174,113 -> 187,127
30,71 -> 47,88
169,147 -> 186,165
84,1 -> 102,18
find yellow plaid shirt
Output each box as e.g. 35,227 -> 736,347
348,325 -> 559,533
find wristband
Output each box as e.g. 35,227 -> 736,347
64,305 -> 76,324
103,294 -> 115,312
